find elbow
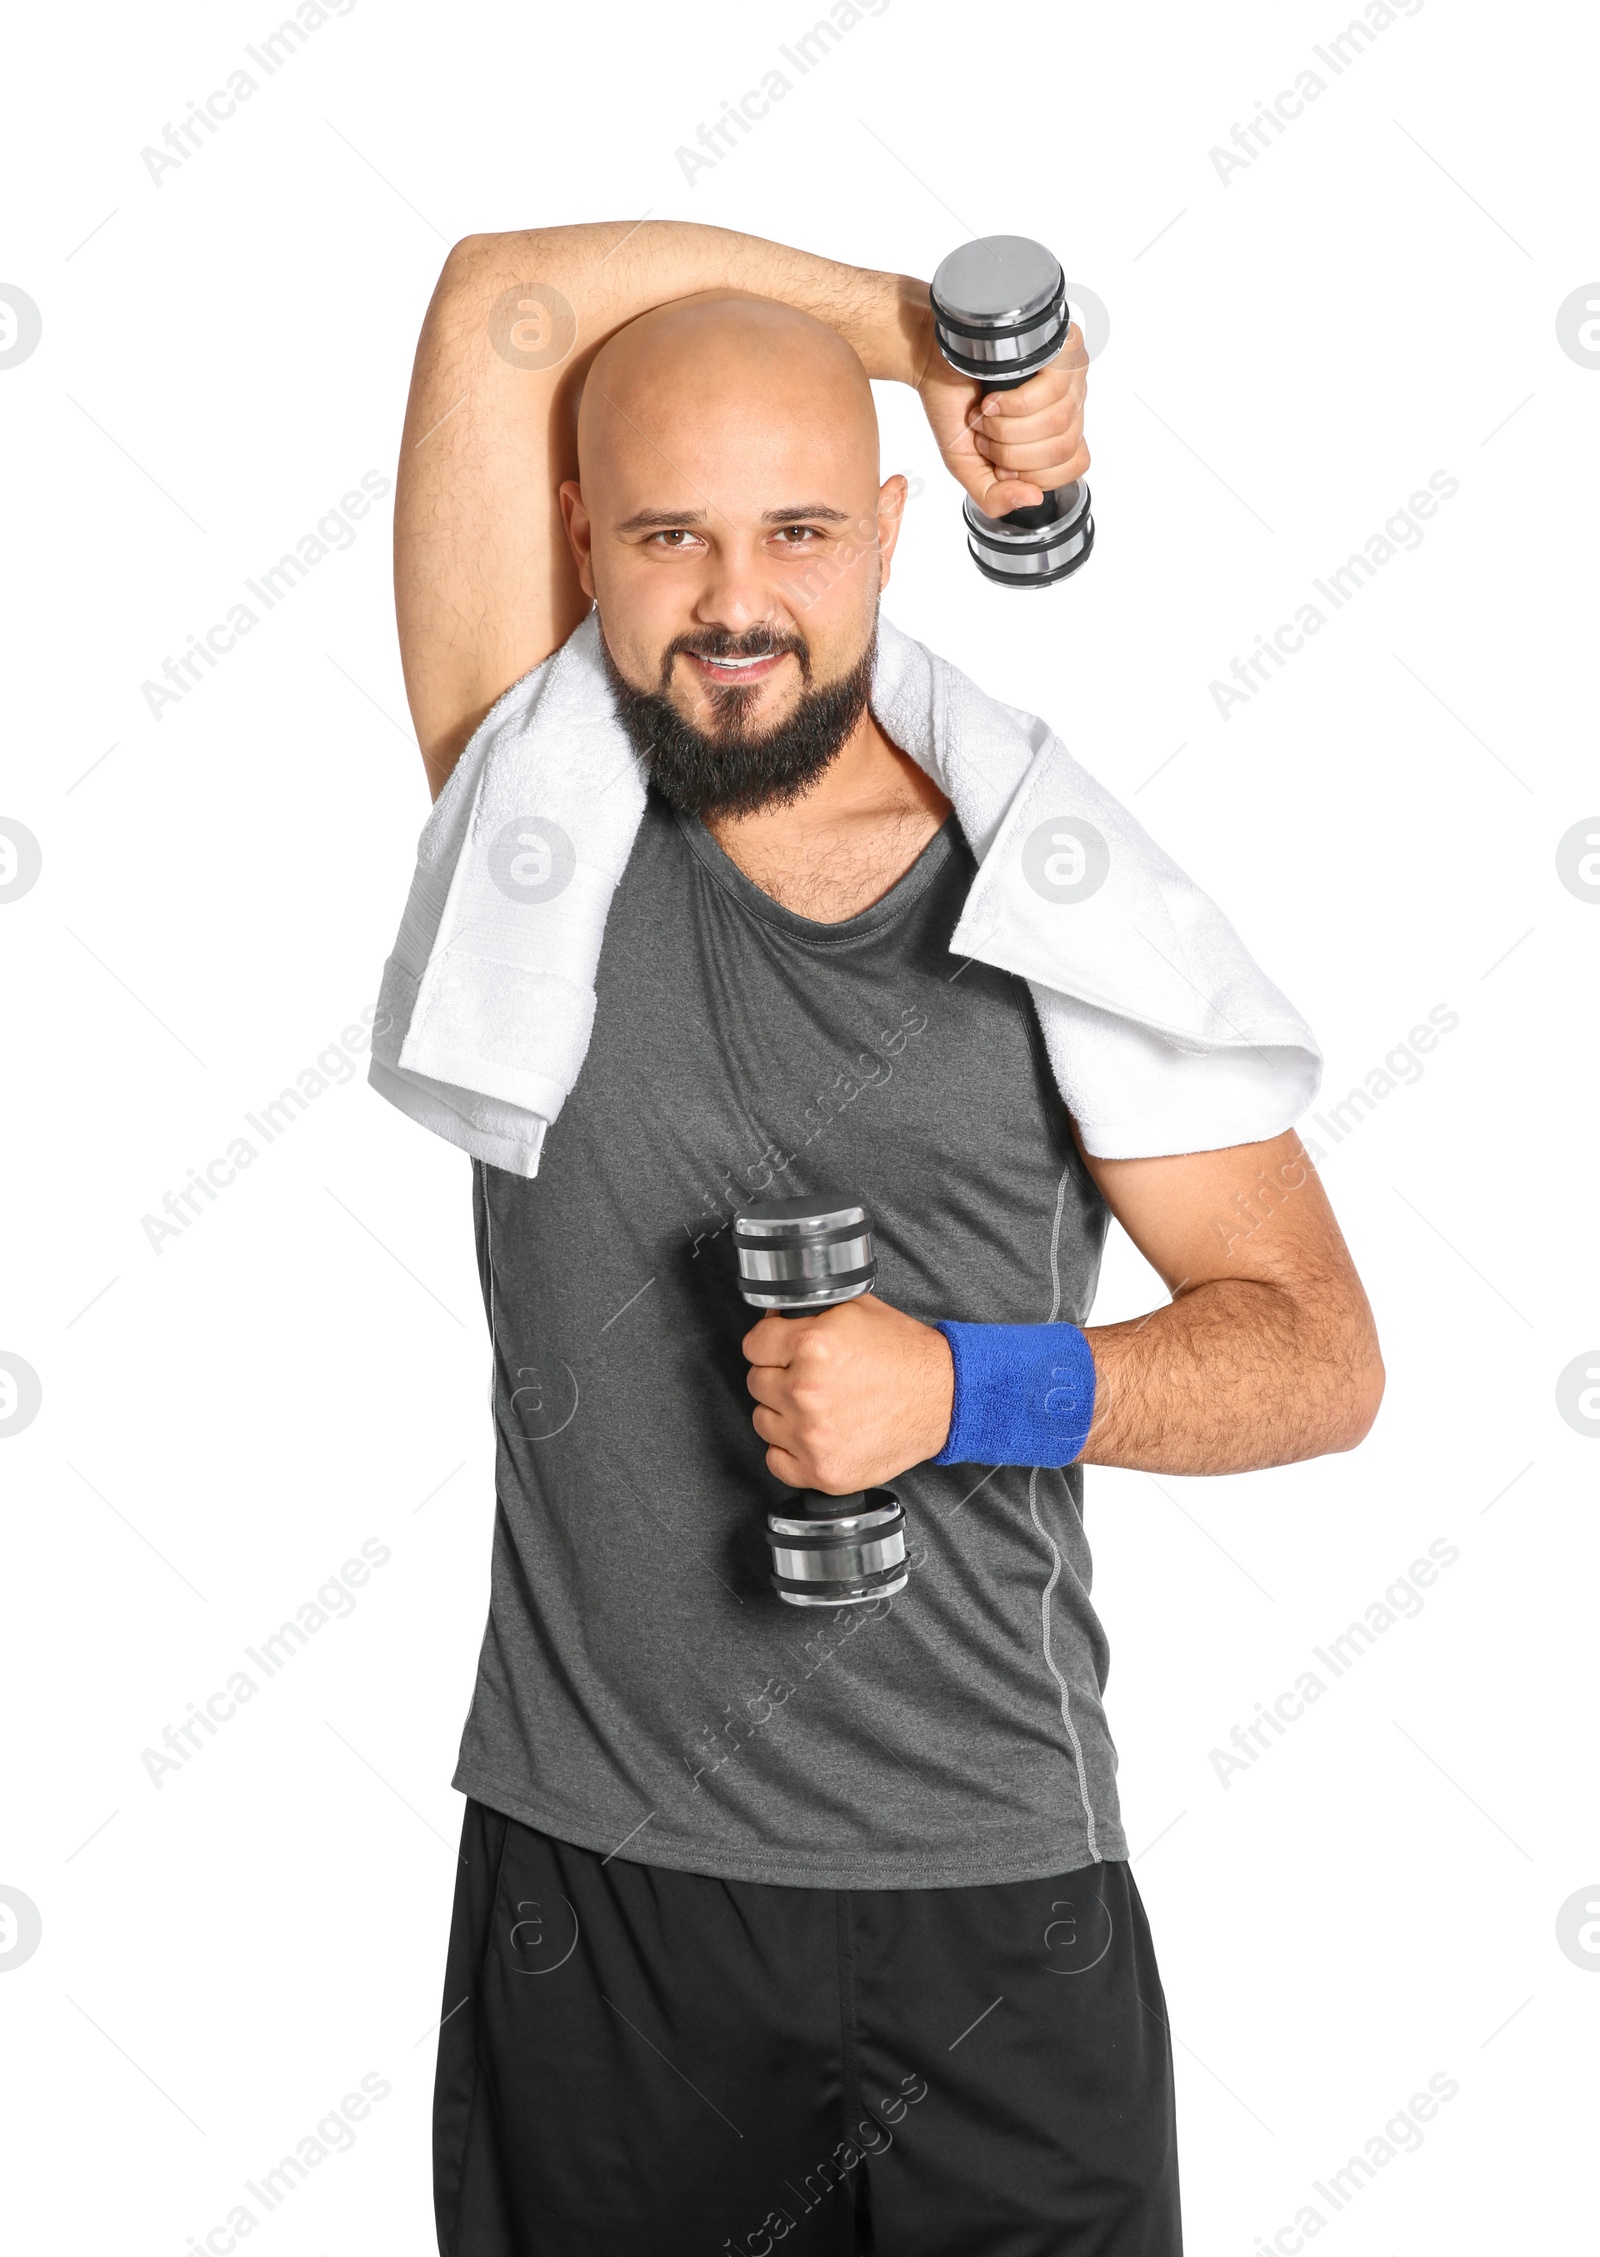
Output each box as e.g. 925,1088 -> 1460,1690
445,223 -> 568,269
442,230 -> 488,274
428,235 -> 493,325
1329,1325 -> 1386,1453
437,229 -> 535,294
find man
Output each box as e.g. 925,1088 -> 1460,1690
390,220 -> 1384,2257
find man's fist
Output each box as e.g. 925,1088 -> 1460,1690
742,1293 -> 955,1494
916,321 -> 1089,520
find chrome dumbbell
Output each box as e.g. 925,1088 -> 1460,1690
732,1194 -> 909,1609
930,233 -> 1094,588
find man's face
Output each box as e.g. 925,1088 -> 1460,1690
561,324 -> 905,818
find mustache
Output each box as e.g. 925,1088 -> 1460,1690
660,628 -> 811,688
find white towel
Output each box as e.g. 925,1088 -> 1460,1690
369,611 -> 1321,1176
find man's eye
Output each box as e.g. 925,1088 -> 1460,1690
653,529 -> 693,547
774,526 -> 821,544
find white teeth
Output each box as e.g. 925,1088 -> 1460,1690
703,653 -> 772,668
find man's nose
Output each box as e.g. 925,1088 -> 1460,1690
691,535 -> 783,634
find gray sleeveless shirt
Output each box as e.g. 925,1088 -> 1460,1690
452,791 -> 1127,1887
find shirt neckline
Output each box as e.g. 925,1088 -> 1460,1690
669,795 -> 960,946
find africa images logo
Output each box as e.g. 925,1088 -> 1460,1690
488,818 -> 577,905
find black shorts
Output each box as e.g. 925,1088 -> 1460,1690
433,1799 -> 1181,2256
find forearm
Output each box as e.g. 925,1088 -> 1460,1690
1079,1280 -> 1384,1475
529,220 -> 934,383
396,220 -> 933,791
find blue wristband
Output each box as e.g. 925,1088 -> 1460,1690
930,1320 -> 1097,1469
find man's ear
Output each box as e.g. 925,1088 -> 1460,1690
876,473 -> 909,586
558,480 -> 596,600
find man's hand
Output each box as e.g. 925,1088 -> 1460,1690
915,323 -> 1089,519
742,1295 -> 954,1494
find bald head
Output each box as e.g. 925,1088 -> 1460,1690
577,291 -> 880,502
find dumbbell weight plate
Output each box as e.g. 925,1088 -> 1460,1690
930,236 -> 1071,383
767,1493 -> 908,1607
734,1197 -> 875,1312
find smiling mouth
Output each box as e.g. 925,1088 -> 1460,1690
683,648 -> 791,684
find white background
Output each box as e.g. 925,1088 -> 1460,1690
2,0 -> 1596,2250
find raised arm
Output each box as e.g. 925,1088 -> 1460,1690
394,220 -> 1089,796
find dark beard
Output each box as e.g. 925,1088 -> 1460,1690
597,619 -> 877,820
